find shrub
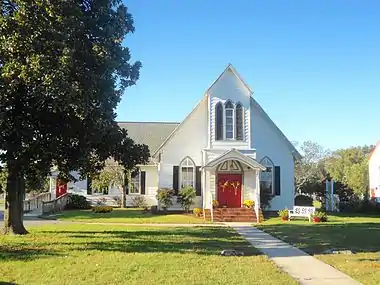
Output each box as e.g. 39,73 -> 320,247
295,195 -> 313,206
193,207 -> 202,217
312,210 -> 328,222
178,186 -> 196,212
260,186 -> 274,209
243,200 -> 255,209
113,196 -> 122,207
278,208 -> 289,219
92,206 -> 113,213
131,195 -> 148,208
212,200 -> 219,208
156,188 -> 174,212
65,194 -> 91,210
96,197 -> 107,206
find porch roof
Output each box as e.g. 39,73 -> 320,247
202,149 -> 266,171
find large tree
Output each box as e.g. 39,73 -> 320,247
326,146 -> 374,196
0,0 -> 141,234
294,141 -> 330,195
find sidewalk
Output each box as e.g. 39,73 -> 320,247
228,224 -> 361,285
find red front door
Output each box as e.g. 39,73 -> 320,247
56,180 -> 67,197
217,173 -> 242,208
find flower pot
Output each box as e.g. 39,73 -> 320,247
281,216 -> 288,221
313,217 -> 321,223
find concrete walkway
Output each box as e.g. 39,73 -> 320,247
228,224 -> 361,285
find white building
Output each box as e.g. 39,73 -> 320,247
51,64 -> 301,212
369,142 -> 380,199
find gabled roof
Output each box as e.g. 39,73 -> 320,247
203,149 -> 266,170
206,63 -> 253,95
250,98 -> 302,160
369,141 -> 380,161
118,122 -> 179,154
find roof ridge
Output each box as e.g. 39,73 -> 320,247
117,121 -> 180,124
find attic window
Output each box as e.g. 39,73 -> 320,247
225,101 -> 234,140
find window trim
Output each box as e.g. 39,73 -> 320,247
130,171 -> 141,195
259,156 -> 275,195
215,102 -> 224,141
235,102 -> 244,141
179,157 -> 196,189
224,100 -> 235,140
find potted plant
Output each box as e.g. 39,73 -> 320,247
278,208 -> 289,221
312,210 -> 327,223
243,200 -> 255,209
212,200 -> 219,209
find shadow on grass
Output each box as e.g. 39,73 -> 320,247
39,227 -> 260,256
0,282 -> 18,285
0,245 -> 61,261
258,222 -> 380,255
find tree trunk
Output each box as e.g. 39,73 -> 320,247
121,170 -> 130,208
3,167 -> 28,235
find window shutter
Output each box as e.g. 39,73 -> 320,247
173,166 -> 179,194
86,176 -> 92,195
195,166 -> 201,196
140,171 -> 146,195
274,166 -> 281,196
124,171 -> 129,195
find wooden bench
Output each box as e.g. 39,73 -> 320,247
288,206 -> 316,222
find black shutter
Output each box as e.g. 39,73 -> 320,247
274,166 -> 281,196
86,176 -> 92,195
124,171 -> 129,195
140,171 -> 146,195
195,166 -> 201,196
173,166 -> 179,194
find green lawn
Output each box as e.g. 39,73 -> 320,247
257,213 -> 380,285
58,208 -> 210,224
0,224 -> 296,285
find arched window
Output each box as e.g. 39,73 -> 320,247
235,103 -> 243,141
224,101 -> 234,139
260,157 -> 274,194
180,157 -> 195,188
215,102 -> 223,140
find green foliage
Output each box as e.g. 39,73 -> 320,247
193,208 -> 202,217
260,186 -> 274,209
130,195 -> 148,208
0,168 -> 6,194
112,196 -> 122,207
156,188 -> 174,211
0,0 -> 147,233
312,210 -> 328,222
278,208 -> 289,219
92,206 -> 113,213
326,146 -> 373,196
178,186 -> 196,212
65,194 -> 91,210
294,195 -> 313,206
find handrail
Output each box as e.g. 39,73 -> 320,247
255,188 -> 260,224
23,192 -> 52,213
42,193 -> 70,215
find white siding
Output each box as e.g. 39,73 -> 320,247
250,100 -> 295,211
208,69 -> 251,149
158,98 -> 208,189
369,146 -> 380,197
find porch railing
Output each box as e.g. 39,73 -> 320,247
23,192 -> 52,212
42,193 -> 70,215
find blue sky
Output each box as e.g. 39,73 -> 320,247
117,0 -> 380,151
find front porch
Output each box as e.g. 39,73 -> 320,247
201,149 -> 266,222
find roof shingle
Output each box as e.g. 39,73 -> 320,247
118,121 -> 179,155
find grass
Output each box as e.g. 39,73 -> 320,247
0,224 -> 296,285
58,208 -> 210,224
257,213 -> 380,285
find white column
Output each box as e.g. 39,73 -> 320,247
255,169 -> 260,223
